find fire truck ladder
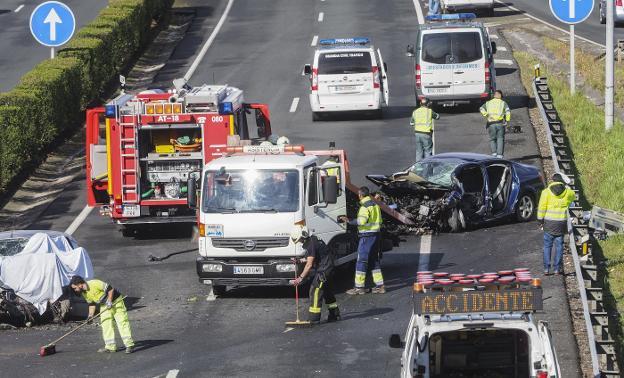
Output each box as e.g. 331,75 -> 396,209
118,115 -> 139,203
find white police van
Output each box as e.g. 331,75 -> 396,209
304,38 -> 389,121
441,0 -> 495,17
390,270 -> 561,378
406,14 -> 497,108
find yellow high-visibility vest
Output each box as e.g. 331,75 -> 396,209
537,182 -> 575,222
412,107 -> 434,133
356,196 -> 382,233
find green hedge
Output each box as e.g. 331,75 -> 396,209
0,0 -> 174,193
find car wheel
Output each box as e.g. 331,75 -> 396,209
516,193 -> 535,222
212,285 -> 226,296
373,109 -> 383,119
312,112 -> 321,122
448,208 -> 466,232
600,4 -> 606,24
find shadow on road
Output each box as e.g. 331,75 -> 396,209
132,339 -> 174,353
341,306 -> 394,321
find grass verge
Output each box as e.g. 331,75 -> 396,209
515,50 -> 624,360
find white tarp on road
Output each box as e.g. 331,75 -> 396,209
0,233 -> 93,314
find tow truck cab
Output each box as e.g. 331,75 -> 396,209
191,145 -> 357,294
391,272 -> 560,378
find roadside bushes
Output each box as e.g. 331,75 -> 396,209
0,0 -> 174,193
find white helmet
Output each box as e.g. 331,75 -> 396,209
290,225 -> 309,243
276,136 -> 290,145
260,141 -> 273,147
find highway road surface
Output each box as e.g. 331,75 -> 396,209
0,0 -> 583,376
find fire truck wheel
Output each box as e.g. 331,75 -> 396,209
121,226 -> 136,238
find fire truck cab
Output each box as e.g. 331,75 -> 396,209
86,81 -> 272,236
390,270 -> 561,378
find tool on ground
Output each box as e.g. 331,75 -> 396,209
39,296 -> 127,357
285,261 -> 311,328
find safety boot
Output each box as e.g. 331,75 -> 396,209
345,288 -> 367,295
371,285 -> 386,294
327,308 -> 341,322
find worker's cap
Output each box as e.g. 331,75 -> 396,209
552,172 -> 571,185
290,225 -> 309,244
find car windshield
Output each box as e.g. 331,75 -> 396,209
0,238 -> 28,257
408,159 -> 461,187
202,169 -> 299,213
422,32 -> 483,64
317,52 -> 372,74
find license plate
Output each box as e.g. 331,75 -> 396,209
334,85 -> 356,91
122,205 -> 140,217
233,266 -> 264,275
206,224 -> 224,237
427,87 -> 449,94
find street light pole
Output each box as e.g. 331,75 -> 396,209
606,0 -> 615,131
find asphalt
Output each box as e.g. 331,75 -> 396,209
503,0 -> 624,46
0,0 -> 581,377
0,0 -> 110,92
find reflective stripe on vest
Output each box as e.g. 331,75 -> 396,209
357,197 -> 382,233
412,108 -> 433,133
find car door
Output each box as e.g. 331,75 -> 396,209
377,48 -> 389,106
304,165 -> 347,245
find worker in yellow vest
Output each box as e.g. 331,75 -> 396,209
339,186 -> 385,295
70,276 -> 135,354
411,98 -> 440,162
537,173 -> 576,275
480,90 -> 511,158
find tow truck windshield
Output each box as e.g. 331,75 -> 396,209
202,169 -> 299,213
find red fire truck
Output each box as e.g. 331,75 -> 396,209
85,83 -> 272,236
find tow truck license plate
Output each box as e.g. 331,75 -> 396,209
233,266 -> 264,275
122,205 -> 140,217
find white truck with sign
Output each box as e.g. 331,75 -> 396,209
187,144 -> 409,295
389,270 -> 560,378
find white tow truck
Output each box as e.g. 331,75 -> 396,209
187,143 -> 410,295
389,270 -> 560,378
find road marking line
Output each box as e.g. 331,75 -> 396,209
494,58 -> 514,65
289,97 -> 300,113
183,0 -> 234,80
165,370 -> 179,378
64,206 -> 93,235
497,46 -> 508,52
411,0 -> 425,24
311,35 -> 318,46
318,12 -> 324,22
15,4 -> 24,12
494,0 -> 604,48
490,34 -> 499,39
418,235 -> 432,272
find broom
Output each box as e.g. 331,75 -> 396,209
39,296 -> 126,356
284,260 -> 311,328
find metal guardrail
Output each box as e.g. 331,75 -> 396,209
533,75 -> 620,377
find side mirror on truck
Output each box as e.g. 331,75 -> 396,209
187,178 -> 197,209
491,41 -> 497,54
303,64 -> 312,75
322,176 -> 339,205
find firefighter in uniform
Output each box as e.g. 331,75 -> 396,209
537,173 -> 576,275
480,89 -> 511,158
70,276 -> 135,354
411,97 -> 440,162
339,186 -> 385,295
290,226 -> 341,324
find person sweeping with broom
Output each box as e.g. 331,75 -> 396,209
70,276 -> 135,354
289,226 -> 341,325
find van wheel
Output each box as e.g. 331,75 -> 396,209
373,109 -> 383,119
212,285 -> 226,296
312,112 -> 321,122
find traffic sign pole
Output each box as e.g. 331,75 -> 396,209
606,0 -> 615,131
570,24 -> 575,95
51,48 -> 55,59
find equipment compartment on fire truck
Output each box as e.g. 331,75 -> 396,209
85,81 -> 272,235
389,270 -> 560,378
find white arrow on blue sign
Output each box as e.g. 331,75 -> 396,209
550,0 -> 595,24
30,1 -> 76,47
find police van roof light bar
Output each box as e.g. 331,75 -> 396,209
318,37 -> 370,46
425,13 -> 476,22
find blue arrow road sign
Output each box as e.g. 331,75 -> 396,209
30,1 -> 75,47
550,0 -> 594,24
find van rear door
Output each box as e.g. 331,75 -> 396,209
377,48 -> 389,106
420,32 -> 455,98
450,31 -> 486,98
316,51 -> 373,105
